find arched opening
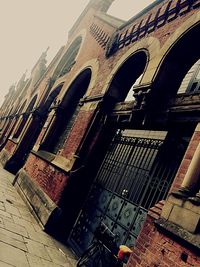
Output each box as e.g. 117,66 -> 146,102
13,95 -> 37,139
0,101 -> 27,149
41,83 -> 63,113
56,53 -> 149,249
4,86 -> 63,174
64,50 -> 190,254
0,106 -> 16,146
106,50 -> 148,103
0,106 -> 14,132
53,36 -> 82,79
153,23 -> 200,107
0,119 -> 12,146
40,68 -> 92,154
17,100 -> 27,115
125,74 -> 143,101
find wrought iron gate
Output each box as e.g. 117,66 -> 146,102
69,130 -> 185,255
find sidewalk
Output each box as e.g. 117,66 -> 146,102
0,167 -> 77,267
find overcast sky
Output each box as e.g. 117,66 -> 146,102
0,0 -> 154,105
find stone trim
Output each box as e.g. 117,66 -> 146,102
156,217 -> 200,254
13,168 -> 61,227
30,150 -> 71,174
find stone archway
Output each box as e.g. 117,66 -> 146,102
106,50 -> 148,103
40,68 -> 92,154
153,22 -> 200,108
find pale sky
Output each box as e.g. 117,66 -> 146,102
0,0 -> 154,105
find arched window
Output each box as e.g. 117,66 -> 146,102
41,69 -> 91,154
53,36 -> 82,79
5,101 -> 27,141
13,95 -> 37,139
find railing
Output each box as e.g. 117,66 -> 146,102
106,0 -> 200,57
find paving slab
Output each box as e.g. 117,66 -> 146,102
0,241 -> 29,267
0,167 -> 77,267
0,228 -> 27,251
0,260 -> 15,266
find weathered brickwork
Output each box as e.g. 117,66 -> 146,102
128,209 -> 200,267
61,110 -> 94,158
0,0 -> 200,265
4,139 -> 16,154
107,0 -> 200,55
24,153 -> 69,204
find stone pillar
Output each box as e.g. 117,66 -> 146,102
181,142 -> 200,189
174,123 -> 200,198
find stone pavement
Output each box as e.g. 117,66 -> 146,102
0,167 -> 77,267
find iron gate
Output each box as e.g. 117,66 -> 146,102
69,130 -> 184,255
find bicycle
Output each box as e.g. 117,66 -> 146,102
76,222 -> 132,267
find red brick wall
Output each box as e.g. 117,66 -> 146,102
24,153 -> 69,204
127,126 -> 200,267
128,205 -> 200,267
25,0 -> 200,162
5,139 -> 17,154
61,110 -> 94,158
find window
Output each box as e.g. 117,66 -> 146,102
41,69 -> 91,154
53,36 -> 82,79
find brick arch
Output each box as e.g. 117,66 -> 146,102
58,68 -> 92,111
13,95 -> 38,139
152,14 -> 200,106
58,58 -> 99,101
104,48 -> 150,102
52,29 -> 87,80
25,94 -> 38,113
41,83 -> 64,112
41,68 -> 92,154
102,36 -> 160,98
16,100 -> 27,115
13,100 -> 26,115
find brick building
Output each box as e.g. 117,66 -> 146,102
0,0 -> 200,266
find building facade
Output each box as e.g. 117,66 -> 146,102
0,0 -> 200,266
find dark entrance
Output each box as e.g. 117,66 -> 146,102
4,84 -> 62,174
69,129 -> 188,255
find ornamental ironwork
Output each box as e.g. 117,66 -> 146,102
106,0 -> 200,57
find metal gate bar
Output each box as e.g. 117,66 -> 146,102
96,134 -> 163,208
69,130 -> 187,255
